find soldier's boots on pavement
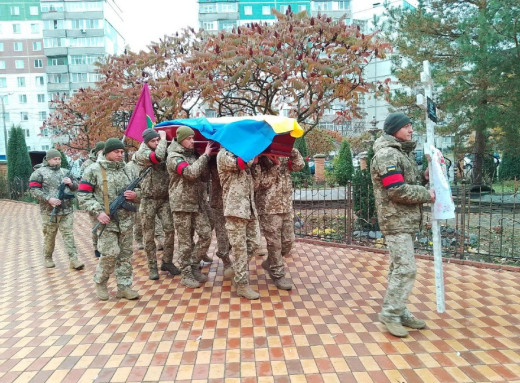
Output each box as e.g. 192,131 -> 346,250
161,262 -> 181,276
378,313 -> 425,337
95,283 -> 109,301
116,287 -> 139,300
401,315 -> 426,329
236,283 -> 260,300
223,264 -> 234,279
44,256 -> 55,268
148,260 -> 159,280
69,256 -> 84,270
192,266 -> 208,283
261,259 -> 292,290
180,268 -> 201,288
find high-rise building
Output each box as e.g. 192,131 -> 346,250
0,0 -> 50,160
0,0 -> 125,161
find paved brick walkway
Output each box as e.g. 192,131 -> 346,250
0,200 -> 519,383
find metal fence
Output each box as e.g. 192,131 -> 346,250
0,175 -> 33,202
293,181 -> 520,265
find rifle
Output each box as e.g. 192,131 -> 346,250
92,167 -> 151,237
49,172 -> 75,223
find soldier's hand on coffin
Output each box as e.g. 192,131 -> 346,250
262,153 -> 280,165
124,190 -> 137,201
158,130 -> 167,140
424,168 -> 429,181
204,141 -> 216,156
97,212 -> 110,224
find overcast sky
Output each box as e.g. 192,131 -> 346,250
119,0 -> 199,52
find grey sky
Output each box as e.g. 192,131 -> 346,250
119,0 -> 199,52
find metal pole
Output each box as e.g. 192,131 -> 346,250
1,95 -> 7,161
421,60 -> 445,313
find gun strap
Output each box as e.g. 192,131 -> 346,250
100,166 -> 110,215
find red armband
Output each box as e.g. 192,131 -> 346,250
78,181 -> 94,193
236,157 -> 246,170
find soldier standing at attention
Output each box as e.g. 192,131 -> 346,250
370,112 -> 435,337
253,148 -> 305,290
217,148 -> 261,300
78,138 -> 140,301
29,149 -> 84,270
166,126 -> 214,288
80,141 -> 105,258
135,129 -> 179,280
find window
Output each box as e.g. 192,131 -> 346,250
20,112 -> 29,121
0,61 -> 5,70
30,6 -> 39,15
13,24 -> 21,33
17,77 -> 26,87
42,145 -> 50,150
2,113 -> 10,122
44,19 -> 64,30
200,3 -> 216,13
33,41 -> 42,51
15,60 -> 25,69
280,5 -> 289,13
71,73 -> 87,83
35,76 -> 44,86
48,74 -> 65,83
10,6 -> 20,16
202,22 -> 217,31
70,55 -> 99,65
44,38 -> 66,48
13,42 -> 23,51
244,5 -> 253,15
39,111 -> 47,121
0,78 -> 6,88
41,3 -> 65,13
34,59 -> 43,68
49,57 -> 67,66
19,95 -> 27,104
0,95 -> 7,106
31,23 -> 40,34
37,94 -> 45,103
262,6 -> 271,15
24,129 -> 30,137
0,43 -> 3,52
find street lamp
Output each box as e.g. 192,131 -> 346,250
0,93 -> 11,162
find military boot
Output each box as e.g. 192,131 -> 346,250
261,259 -> 270,272
44,255 -> 55,268
223,265 -> 234,279
116,287 -> 139,300
192,266 -> 208,283
237,283 -> 260,300
401,315 -> 426,329
161,262 -> 181,276
69,256 -> 85,270
148,259 -> 159,280
273,276 -> 293,290
200,254 -> 213,264
95,282 -> 109,301
378,314 -> 408,337
180,267 -> 201,288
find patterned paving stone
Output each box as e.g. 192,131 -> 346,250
0,200 -> 519,382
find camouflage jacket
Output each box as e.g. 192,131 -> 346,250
29,160 -> 78,215
77,157 -> 138,232
370,134 -> 431,235
252,148 -> 305,215
209,159 -> 223,209
217,148 -> 257,219
124,159 -> 141,207
134,140 -> 169,199
80,150 -> 98,176
166,140 -> 210,212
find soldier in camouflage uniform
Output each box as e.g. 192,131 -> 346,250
253,148 -> 305,290
208,158 -> 233,276
135,129 -> 179,280
370,112 -> 435,337
166,126 -> 214,288
29,149 -> 84,270
80,141 -> 105,258
217,148 -> 261,300
78,138 -> 140,301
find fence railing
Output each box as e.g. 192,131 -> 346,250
293,181 -> 520,265
0,175 -> 33,202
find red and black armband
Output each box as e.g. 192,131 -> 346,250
29,181 -> 42,189
175,159 -> 189,175
149,152 -> 160,164
381,165 -> 404,189
78,181 -> 94,193
236,157 -> 246,170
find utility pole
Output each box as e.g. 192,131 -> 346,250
417,60 -> 445,313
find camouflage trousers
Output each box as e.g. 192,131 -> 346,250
259,213 -> 288,279
93,227 -> 133,288
133,208 -> 165,245
380,233 -> 417,322
89,214 -> 98,250
41,212 -> 77,258
209,206 -> 231,263
225,216 -> 260,285
173,211 -> 212,271
140,198 -> 175,266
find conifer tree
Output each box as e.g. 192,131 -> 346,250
6,125 -> 33,199
333,140 -> 354,186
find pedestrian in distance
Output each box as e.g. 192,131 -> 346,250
370,112 -> 436,337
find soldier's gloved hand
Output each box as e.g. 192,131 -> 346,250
48,197 -> 61,207
124,190 -> 137,201
97,212 -> 111,224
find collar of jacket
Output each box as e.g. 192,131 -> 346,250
169,140 -> 194,155
377,133 -> 417,153
98,156 -> 126,170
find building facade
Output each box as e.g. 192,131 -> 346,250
0,0 -> 124,161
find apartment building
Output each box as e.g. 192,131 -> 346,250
0,0 -> 50,160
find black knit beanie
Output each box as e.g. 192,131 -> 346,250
142,129 -> 160,144
383,113 -> 411,135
